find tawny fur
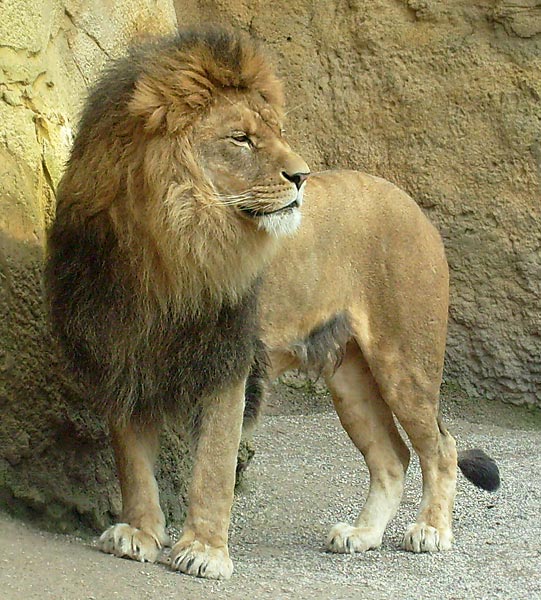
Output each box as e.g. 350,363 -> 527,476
259,170 -> 499,556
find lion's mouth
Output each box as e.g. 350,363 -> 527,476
240,199 -> 299,218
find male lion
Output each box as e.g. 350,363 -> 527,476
45,27 -> 499,580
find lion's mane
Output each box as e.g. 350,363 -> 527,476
45,28 -> 283,423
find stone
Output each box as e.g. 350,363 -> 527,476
0,0 -> 181,534
173,0 -> 540,407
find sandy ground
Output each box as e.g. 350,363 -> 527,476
1,388 -> 540,600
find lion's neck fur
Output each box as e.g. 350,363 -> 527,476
112,179 -> 278,316
58,134 -> 278,321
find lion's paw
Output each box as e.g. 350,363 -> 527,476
170,539 -> 233,580
99,523 -> 164,563
326,522 -> 383,554
402,523 -> 453,553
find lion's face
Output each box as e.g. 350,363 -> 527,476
191,92 -> 310,237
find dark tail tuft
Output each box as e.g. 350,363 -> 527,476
458,449 -> 500,492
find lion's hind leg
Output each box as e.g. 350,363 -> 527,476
400,416 -> 457,552
375,364 -> 458,552
325,340 -> 410,553
99,420 -> 169,563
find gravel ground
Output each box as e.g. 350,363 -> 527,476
1,390 -> 540,600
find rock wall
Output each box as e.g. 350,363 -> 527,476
0,0 -> 183,533
175,0 -> 540,406
0,0 -> 539,533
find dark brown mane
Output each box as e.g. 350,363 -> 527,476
45,28 -> 284,424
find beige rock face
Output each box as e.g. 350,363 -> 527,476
0,0 -> 181,532
176,0 -> 540,406
0,0 -> 539,532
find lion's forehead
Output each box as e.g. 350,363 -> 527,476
211,94 -> 283,138
246,111 -> 283,142
256,105 -> 282,132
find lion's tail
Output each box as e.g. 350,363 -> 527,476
457,449 -> 501,491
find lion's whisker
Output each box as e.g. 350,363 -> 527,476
216,191 -> 253,200
217,198 -> 254,207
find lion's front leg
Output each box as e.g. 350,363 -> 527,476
99,420 -> 169,563
171,379 -> 246,580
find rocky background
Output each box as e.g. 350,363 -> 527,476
0,0 -> 181,533
0,0 -> 539,533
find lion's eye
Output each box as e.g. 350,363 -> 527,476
230,133 -> 253,146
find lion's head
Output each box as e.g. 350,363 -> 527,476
128,28 -> 310,234
187,90 -> 309,239
58,28 -> 308,308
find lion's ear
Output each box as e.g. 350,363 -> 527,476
129,74 -> 205,134
128,76 -> 171,133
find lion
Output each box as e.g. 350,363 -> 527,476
257,171 -> 500,557
45,27 -> 499,581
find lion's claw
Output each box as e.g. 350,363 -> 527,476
99,523 -> 164,563
326,522 -> 383,553
171,539 -> 233,580
402,523 -> 453,552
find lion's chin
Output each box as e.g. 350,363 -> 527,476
256,207 -> 302,237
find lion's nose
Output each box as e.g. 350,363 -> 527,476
281,171 -> 310,190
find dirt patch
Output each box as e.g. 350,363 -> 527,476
1,390 -> 540,600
